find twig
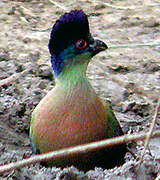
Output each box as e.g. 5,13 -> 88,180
103,2 -> 135,10
92,0 -> 135,10
0,130 -> 160,174
138,97 -> 160,167
48,0 -> 68,11
93,0 -> 158,10
109,42 -> 160,49
0,68 -> 30,87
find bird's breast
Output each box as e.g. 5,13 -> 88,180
31,85 -> 108,153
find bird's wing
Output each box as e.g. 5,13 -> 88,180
104,101 -> 124,138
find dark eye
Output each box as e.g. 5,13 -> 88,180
76,39 -> 87,50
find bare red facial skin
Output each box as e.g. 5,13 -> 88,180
76,39 -> 87,50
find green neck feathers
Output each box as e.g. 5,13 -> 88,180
55,61 -> 91,90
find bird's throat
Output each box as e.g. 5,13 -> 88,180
55,62 -> 90,90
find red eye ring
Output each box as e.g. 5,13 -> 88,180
76,39 -> 87,50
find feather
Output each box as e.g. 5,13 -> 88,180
48,10 -> 90,56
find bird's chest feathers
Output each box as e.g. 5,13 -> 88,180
32,76 -> 108,151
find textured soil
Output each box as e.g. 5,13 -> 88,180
0,0 -> 160,179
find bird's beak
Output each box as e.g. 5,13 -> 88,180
89,39 -> 108,56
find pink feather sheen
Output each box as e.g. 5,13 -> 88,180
31,65 -> 109,153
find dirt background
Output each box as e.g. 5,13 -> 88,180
0,0 -> 160,179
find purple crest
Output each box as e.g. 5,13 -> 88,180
48,10 -> 90,56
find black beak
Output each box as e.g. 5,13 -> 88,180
89,39 -> 108,56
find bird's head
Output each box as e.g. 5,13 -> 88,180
48,10 -> 108,78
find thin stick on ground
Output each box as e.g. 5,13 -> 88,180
109,42 -> 160,49
93,0 -> 158,10
0,68 -> 31,87
138,97 -> 160,167
48,0 -> 68,11
0,130 -> 160,174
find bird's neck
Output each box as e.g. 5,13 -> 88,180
55,62 -> 91,90
53,62 -> 101,112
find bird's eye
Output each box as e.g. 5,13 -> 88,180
76,39 -> 87,50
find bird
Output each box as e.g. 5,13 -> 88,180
29,9 -> 127,171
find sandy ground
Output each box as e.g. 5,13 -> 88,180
0,0 -> 160,179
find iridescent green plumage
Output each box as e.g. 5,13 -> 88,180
30,9 -> 126,171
